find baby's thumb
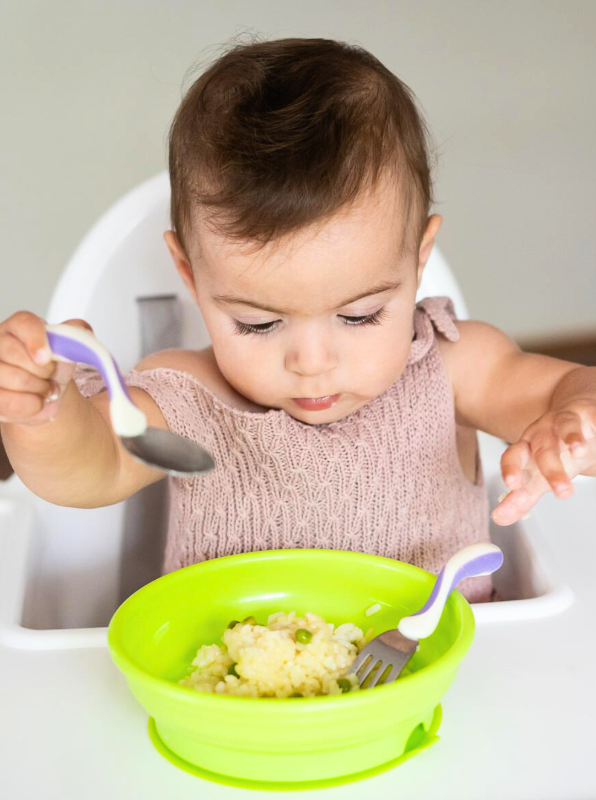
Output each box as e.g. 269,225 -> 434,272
60,318 -> 94,333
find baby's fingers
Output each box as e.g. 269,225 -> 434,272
491,486 -> 538,526
0,311 -> 54,374
553,410 -> 588,457
500,440 -> 531,490
0,387 -> 47,422
530,429 -> 573,499
492,461 -> 552,525
0,361 -> 55,398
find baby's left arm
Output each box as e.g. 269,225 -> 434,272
438,321 -> 596,525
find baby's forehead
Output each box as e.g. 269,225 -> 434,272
193,218 -> 410,316
191,180 -> 411,284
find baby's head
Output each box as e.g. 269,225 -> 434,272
164,37 -> 441,423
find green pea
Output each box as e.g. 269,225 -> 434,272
337,678 -> 352,693
227,620 -> 240,629
289,692 -> 303,698
228,663 -> 240,677
242,615 -> 258,625
296,628 -> 312,644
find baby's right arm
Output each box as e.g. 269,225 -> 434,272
0,311 -> 167,508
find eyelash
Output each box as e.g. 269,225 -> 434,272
232,308 -> 387,336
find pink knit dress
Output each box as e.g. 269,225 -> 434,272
74,296 -> 493,603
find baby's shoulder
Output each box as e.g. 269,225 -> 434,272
134,347 -> 263,412
435,318 -> 522,410
435,319 -> 515,363
135,346 -> 217,379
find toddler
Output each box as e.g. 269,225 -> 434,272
2,38 -> 595,603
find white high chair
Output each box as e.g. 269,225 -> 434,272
0,172 -> 573,643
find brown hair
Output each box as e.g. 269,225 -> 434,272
168,37 -> 436,259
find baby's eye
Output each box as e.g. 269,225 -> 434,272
233,319 -> 280,336
339,308 -> 387,327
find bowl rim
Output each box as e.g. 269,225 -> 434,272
107,548 -> 476,710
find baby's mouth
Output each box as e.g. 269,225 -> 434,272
291,395 -> 341,411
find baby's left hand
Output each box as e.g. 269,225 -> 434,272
492,400 -> 596,525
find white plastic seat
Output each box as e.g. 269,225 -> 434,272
1,171 -> 476,630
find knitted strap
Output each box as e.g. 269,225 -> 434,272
407,296 -> 460,366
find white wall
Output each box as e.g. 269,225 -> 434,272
1,0 -> 594,341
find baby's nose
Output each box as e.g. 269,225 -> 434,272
285,336 -> 339,378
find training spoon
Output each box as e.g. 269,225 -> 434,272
45,323 -> 215,477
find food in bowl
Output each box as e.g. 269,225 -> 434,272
180,611 -> 374,698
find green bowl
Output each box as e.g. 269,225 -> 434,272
107,549 -> 475,789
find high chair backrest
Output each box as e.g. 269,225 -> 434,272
4,171 -> 471,630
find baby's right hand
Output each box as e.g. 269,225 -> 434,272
0,311 -> 93,426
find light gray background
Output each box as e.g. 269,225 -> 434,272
1,0 -> 594,341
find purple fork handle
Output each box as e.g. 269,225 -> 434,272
413,548 -> 504,617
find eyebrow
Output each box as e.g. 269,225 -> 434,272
213,281 -> 402,316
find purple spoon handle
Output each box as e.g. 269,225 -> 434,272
45,323 -> 147,436
46,331 -> 130,401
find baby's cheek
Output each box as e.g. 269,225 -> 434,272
221,347 -> 281,402
349,336 -> 409,393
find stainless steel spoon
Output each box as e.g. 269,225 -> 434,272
45,323 -> 215,477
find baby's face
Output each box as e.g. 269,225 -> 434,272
167,180 -> 441,424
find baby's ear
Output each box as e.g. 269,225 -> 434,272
416,214 -> 442,284
163,230 -> 186,263
163,231 -> 198,303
